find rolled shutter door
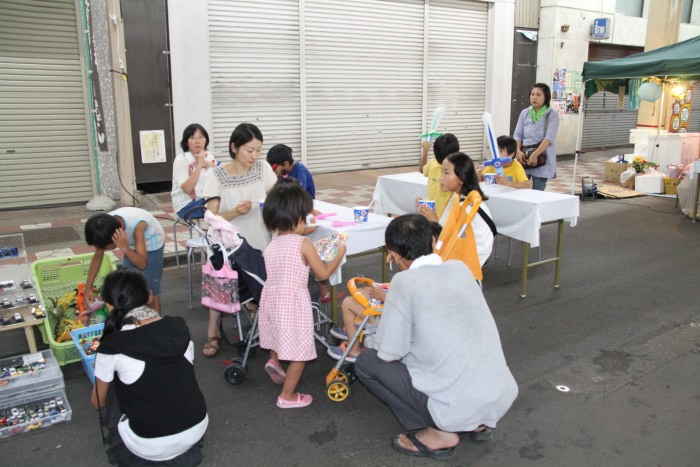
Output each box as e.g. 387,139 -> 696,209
427,0 -> 488,160
304,0 -> 425,171
0,0 -> 93,209
208,0 -> 302,158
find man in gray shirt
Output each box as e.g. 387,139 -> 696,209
355,214 -> 518,461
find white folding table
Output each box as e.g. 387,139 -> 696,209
308,200 -> 392,320
373,173 -> 580,296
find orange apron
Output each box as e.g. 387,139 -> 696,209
434,191 -> 483,281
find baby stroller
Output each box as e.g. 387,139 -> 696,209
325,277 -> 383,402
181,200 -> 334,386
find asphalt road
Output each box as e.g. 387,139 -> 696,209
1,195 -> 699,466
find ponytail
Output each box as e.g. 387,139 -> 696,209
100,269 -> 150,337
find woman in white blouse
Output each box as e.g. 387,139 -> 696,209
171,124 -> 218,219
201,122 -> 276,357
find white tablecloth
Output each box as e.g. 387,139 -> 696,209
373,173 -> 580,248
308,200 -> 391,285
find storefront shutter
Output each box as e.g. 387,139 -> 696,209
304,0 -> 425,171
207,0 -> 302,159
426,0 -> 488,160
207,0 -> 489,171
0,0 -> 93,209
582,43 -> 643,150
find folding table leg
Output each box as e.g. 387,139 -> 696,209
520,242 -> 530,297
553,220 -> 564,288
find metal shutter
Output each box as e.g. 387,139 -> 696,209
582,93 -> 638,149
208,0 -> 301,158
0,0 -> 93,209
690,93 -> 700,133
304,0 -> 425,171
582,43 -> 642,150
427,0 -> 488,160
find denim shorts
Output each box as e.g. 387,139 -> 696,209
122,246 -> 164,295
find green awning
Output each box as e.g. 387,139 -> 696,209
583,35 -> 700,98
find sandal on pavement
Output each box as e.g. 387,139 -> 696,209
264,359 -> 286,384
321,291 -> 346,304
458,425 -> 493,442
391,431 -> 456,461
202,336 -> 221,358
276,393 -> 313,409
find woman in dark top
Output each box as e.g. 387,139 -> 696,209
92,269 -> 208,465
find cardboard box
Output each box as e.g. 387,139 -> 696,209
664,177 -> 679,195
621,172 -> 636,189
604,161 -> 633,182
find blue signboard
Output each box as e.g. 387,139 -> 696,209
592,18 -> 610,40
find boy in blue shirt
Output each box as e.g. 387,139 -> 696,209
267,144 -> 316,198
84,208 -> 165,313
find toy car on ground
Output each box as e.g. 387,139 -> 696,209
12,313 -> 22,323
31,307 -> 45,318
1,315 -> 10,325
15,295 -> 24,303
27,294 -> 38,303
1,298 -> 11,308
20,280 -> 32,289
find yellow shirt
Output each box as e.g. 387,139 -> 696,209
422,159 -> 452,217
483,159 -> 528,182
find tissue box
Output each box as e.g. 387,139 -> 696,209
664,178 -> 679,195
604,162 -> 633,182
634,174 -> 665,194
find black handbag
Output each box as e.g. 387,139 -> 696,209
521,109 -> 551,169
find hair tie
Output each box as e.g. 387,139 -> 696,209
282,174 -> 288,179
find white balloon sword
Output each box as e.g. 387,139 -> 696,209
420,107 -> 445,142
482,112 -> 510,177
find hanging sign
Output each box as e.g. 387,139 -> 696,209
592,18 -> 610,40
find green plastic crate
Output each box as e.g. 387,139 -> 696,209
31,253 -> 116,365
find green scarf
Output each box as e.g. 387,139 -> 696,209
529,105 -> 549,123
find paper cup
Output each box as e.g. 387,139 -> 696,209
353,206 -> 369,224
484,174 -> 496,185
418,199 -> 436,211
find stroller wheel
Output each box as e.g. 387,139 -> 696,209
224,363 -> 247,385
236,341 -> 257,358
342,364 -> 358,384
326,380 -> 350,402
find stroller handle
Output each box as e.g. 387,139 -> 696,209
347,277 -> 376,309
182,196 -> 221,223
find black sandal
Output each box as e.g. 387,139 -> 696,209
391,431 -> 456,461
458,425 -> 493,442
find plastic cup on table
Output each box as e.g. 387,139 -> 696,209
417,199 -> 435,211
353,206 -> 369,224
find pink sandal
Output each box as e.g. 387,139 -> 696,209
264,359 -> 286,384
276,393 -> 313,409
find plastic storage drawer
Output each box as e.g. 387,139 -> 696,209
0,388 -> 72,439
0,350 -> 64,401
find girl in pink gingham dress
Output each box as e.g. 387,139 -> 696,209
258,178 -> 346,409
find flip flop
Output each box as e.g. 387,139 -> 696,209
264,359 -> 286,384
391,431 -> 456,461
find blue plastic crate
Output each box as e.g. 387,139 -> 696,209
70,324 -> 104,385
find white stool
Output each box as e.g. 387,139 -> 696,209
186,236 -> 209,309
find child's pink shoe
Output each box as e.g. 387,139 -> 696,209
276,393 -> 313,409
264,359 -> 286,384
